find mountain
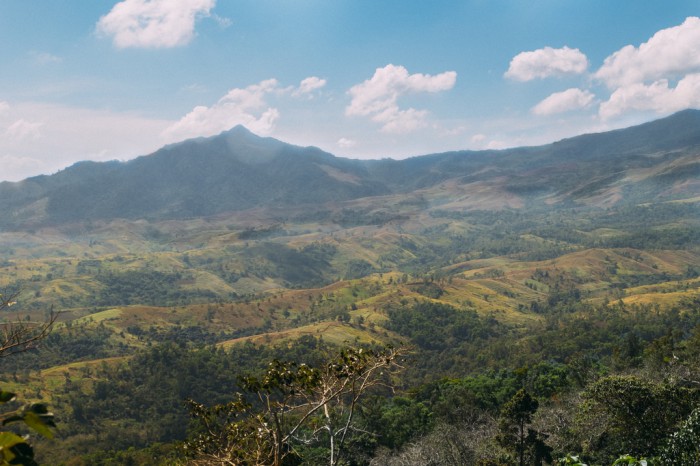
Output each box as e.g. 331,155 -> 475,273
1,111 -> 699,228
0,126 -> 388,227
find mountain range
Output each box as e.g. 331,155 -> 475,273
1,110 -> 700,228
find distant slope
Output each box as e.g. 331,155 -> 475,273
0,126 -> 388,226
1,111 -> 700,228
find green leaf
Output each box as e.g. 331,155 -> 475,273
22,404 -> 55,439
22,413 -> 53,440
0,391 -> 16,404
0,432 -> 26,450
0,431 -> 37,466
1,415 -> 24,427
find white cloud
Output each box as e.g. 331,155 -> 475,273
593,17 -> 700,120
486,140 -> 508,150
5,119 -> 43,141
532,88 -> 596,116
337,137 -> 356,148
595,17 -> 700,88
293,76 -> 327,97
96,0 -> 215,49
30,51 -> 62,65
0,154 -> 45,180
346,64 -> 456,133
505,46 -> 588,81
0,102 -> 9,114
0,102 -> 171,182
163,79 -> 282,141
212,14 -> 232,28
470,134 -> 486,144
599,74 -> 700,120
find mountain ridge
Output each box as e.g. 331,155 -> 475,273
1,111 -> 699,228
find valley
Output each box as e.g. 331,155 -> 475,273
0,111 -> 699,464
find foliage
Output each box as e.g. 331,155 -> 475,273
184,346 -> 406,466
497,389 -> 551,466
659,407 -> 700,466
578,375 -> 694,462
386,300 -> 499,354
611,454 -> 655,466
557,454 -> 587,466
0,388 -> 55,466
94,270 -> 216,306
0,293 -> 55,466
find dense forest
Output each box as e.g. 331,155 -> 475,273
4,295 -> 700,465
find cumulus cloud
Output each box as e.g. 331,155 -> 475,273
595,17 -> 700,89
163,79 -> 283,141
293,76 -> 327,97
30,51 -> 62,65
5,119 -> 43,141
96,0 -> 215,48
337,137 -> 356,148
0,102 -> 9,114
470,134 -> 486,144
0,102 -> 171,182
532,88 -> 596,116
346,64 -> 456,133
505,46 -> 588,81
599,74 -> 700,120
594,17 -> 700,120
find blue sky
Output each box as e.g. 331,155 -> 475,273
1,1 -> 699,181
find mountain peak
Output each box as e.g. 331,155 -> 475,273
0,111 -> 698,228
224,125 -> 256,137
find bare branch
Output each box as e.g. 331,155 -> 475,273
0,291 -> 59,358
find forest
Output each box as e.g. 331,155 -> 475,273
1,202 -> 700,465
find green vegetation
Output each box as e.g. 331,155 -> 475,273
0,112 -> 699,463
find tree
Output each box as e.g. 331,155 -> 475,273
0,291 -> 56,466
0,291 -> 57,358
660,407 -> 700,465
185,346 -> 406,466
497,389 -> 551,466
579,375 -> 693,461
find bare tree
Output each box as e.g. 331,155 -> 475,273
0,290 -> 58,358
0,290 -> 57,466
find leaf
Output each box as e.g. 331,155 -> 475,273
22,413 -> 53,440
0,431 -> 36,466
0,431 -> 26,449
0,391 -> 16,404
22,404 -> 55,439
1,415 -> 24,426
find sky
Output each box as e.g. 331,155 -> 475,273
1,1 -> 700,181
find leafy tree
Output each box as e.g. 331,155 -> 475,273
185,346 -> 406,466
659,407 -> 700,465
579,375 -> 694,461
497,389 -> 551,466
611,454 -> 655,466
557,454 -> 587,466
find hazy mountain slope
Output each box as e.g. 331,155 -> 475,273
368,110 -> 700,201
0,126 -> 388,226
1,111 -> 699,228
